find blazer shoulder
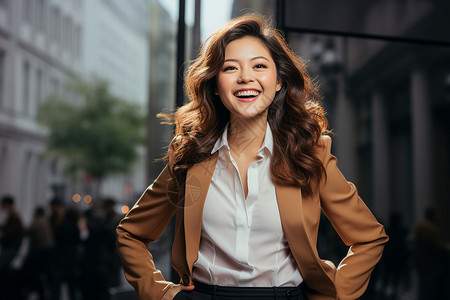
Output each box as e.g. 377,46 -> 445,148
319,134 -> 332,145
316,134 -> 333,161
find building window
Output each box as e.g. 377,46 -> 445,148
50,6 -> 55,41
64,16 -> 70,51
36,0 -> 44,32
0,145 -> 8,194
68,19 -> 74,54
23,60 -> 30,115
36,68 -> 42,114
60,13 -> 65,49
51,77 -> 59,96
22,0 -> 32,24
55,8 -> 61,45
0,50 -> 4,106
0,0 -> 8,11
51,6 -> 60,44
75,24 -> 81,58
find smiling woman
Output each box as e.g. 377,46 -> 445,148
116,14 -> 388,300
216,36 -> 281,121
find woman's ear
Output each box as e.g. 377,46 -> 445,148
276,80 -> 282,92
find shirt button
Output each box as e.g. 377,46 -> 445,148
182,274 -> 189,286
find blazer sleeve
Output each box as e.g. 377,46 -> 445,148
116,165 -> 178,300
318,136 -> 389,300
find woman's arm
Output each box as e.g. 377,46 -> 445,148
116,165 -> 178,300
319,136 -> 389,300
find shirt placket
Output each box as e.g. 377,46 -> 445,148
229,152 -> 262,268
228,154 -> 249,265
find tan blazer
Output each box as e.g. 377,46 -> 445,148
116,136 -> 388,300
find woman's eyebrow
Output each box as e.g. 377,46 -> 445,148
224,56 -> 270,63
251,56 -> 270,62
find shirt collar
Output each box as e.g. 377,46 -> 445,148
211,122 -> 274,155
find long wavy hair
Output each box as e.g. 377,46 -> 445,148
159,14 -> 328,195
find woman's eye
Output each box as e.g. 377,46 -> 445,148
254,64 -> 266,69
223,66 -> 236,71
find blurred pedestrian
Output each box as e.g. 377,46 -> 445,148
382,211 -> 409,298
49,196 -> 65,233
102,197 -> 123,288
413,206 -> 449,299
22,206 -> 54,299
78,208 -> 110,300
0,195 -> 25,299
47,197 -> 66,300
103,198 -> 122,233
52,206 -> 83,300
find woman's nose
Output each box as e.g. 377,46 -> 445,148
237,69 -> 253,83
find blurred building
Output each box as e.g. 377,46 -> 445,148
232,0 -> 275,19
289,0 -> 450,235
82,0 -> 149,106
0,0 -> 151,224
146,2 -> 177,183
146,0 -> 199,185
343,1 -> 450,236
82,0 -> 151,201
232,0 -> 450,239
0,0 -> 84,224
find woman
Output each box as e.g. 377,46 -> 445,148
116,14 -> 388,300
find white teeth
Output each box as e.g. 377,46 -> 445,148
234,90 -> 260,97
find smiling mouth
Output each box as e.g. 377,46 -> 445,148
233,90 -> 261,99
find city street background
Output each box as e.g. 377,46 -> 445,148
1,0 -> 449,299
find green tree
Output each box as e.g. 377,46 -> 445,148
38,77 -> 145,196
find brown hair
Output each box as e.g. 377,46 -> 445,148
159,14 -> 328,195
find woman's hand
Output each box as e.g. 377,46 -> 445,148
162,283 -> 195,300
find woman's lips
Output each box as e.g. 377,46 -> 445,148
235,94 -> 259,103
233,89 -> 261,103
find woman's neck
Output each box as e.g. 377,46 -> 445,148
227,114 -> 267,158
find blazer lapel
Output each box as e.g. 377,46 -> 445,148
276,183 -> 336,294
184,153 -> 218,272
275,183 -> 319,279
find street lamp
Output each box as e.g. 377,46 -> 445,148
320,39 -> 342,76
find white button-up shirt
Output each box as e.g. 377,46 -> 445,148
192,123 -> 303,287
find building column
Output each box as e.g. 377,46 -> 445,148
410,65 -> 432,223
371,90 -> 390,220
6,140 -> 21,197
334,75 -> 357,182
0,141 -> 10,195
20,149 -> 34,224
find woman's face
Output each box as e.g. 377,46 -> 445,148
216,36 -> 281,121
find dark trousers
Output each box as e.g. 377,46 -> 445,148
174,281 -> 307,300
